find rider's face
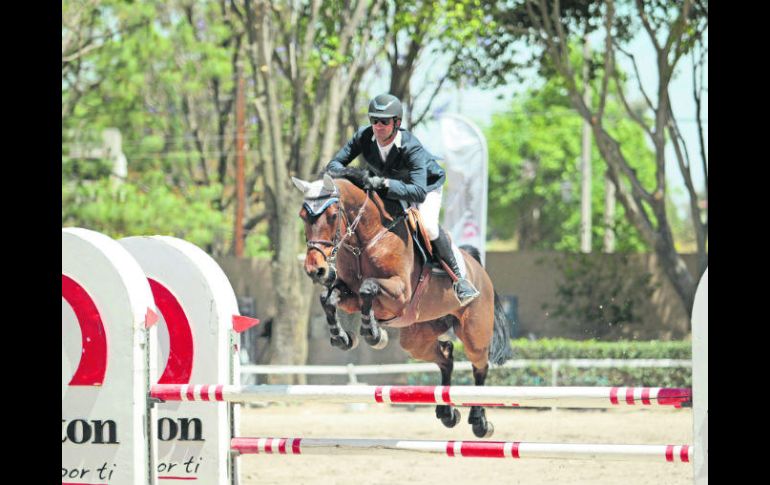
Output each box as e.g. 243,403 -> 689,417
371,117 -> 397,144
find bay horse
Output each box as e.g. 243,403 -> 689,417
292,171 -> 513,438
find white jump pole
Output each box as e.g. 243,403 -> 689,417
231,437 -> 692,463
152,384 -> 691,409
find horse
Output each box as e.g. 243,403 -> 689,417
292,171 -> 513,438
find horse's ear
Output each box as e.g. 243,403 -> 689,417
323,173 -> 336,192
291,176 -> 310,193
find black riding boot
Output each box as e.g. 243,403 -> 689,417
432,228 -> 480,306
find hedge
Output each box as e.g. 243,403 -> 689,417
405,338 -> 692,388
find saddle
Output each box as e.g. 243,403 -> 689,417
377,196 -> 452,277
405,207 -> 434,261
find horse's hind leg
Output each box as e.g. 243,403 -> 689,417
320,286 -> 358,351
399,318 -> 461,429
455,302 -> 496,438
435,339 -> 461,428
468,364 -> 494,438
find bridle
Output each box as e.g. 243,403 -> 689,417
305,187 -> 370,282
304,180 -> 408,285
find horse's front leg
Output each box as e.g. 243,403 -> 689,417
358,276 -> 408,350
358,279 -> 387,349
320,285 -> 359,351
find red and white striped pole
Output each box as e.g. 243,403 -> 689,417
230,437 -> 692,463
152,384 -> 691,409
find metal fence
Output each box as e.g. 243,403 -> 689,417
241,359 -> 692,386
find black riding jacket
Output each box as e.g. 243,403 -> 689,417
326,126 -> 446,204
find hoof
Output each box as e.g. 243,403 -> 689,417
348,331 -> 359,350
439,407 -> 461,428
471,419 -> 494,438
329,336 -> 346,350
330,330 -> 358,351
370,328 -> 389,349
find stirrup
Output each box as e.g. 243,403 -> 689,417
453,278 -> 480,306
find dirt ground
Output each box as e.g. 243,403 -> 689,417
238,402 -> 693,485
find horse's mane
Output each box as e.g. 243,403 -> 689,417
325,167 -> 396,223
324,166 -> 368,190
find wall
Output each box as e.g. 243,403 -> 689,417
484,251 -> 700,341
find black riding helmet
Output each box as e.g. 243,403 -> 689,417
368,93 -> 403,119
368,93 -> 402,138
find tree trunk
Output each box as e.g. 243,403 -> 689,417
592,126 -> 697,315
652,210 -> 696,315
267,192 -> 312,384
318,73 -> 344,164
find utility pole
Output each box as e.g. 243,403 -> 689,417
603,174 -> 616,252
234,72 -> 246,257
456,77 -> 464,115
580,35 -> 592,253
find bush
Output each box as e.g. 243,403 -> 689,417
541,253 -> 660,339
406,338 -> 692,388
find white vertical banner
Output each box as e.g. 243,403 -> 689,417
438,113 -> 489,264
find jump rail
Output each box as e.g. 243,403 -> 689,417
231,437 -> 692,463
152,384 -> 692,409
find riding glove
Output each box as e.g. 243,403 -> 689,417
365,176 -> 388,191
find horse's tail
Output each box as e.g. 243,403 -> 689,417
460,245 -> 515,366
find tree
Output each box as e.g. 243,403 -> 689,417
460,0 -> 708,314
240,0 -> 384,378
63,2 -> 412,374
486,71 -> 654,252
62,173 -> 227,249
62,1 -> 272,257
373,0 -> 490,128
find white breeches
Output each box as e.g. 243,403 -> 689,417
416,187 -> 442,241
414,186 -> 467,278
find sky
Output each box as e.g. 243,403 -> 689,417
402,30 -> 708,215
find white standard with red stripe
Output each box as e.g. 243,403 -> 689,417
63,228 -> 159,485
121,236 -> 245,485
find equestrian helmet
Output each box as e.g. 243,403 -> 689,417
368,93 -> 403,119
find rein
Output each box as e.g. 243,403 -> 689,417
328,193 -> 368,268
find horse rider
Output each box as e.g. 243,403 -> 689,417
325,93 -> 480,306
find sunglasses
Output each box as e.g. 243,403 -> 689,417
370,117 -> 393,126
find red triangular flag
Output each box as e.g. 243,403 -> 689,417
145,307 -> 159,328
232,315 -> 260,333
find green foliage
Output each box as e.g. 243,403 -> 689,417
382,0 -> 493,91
541,253 -> 658,339
485,72 -> 654,252
62,172 -> 227,249
244,230 -> 272,259
407,338 -> 692,388
62,157 -> 114,181
62,1 -> 265,254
